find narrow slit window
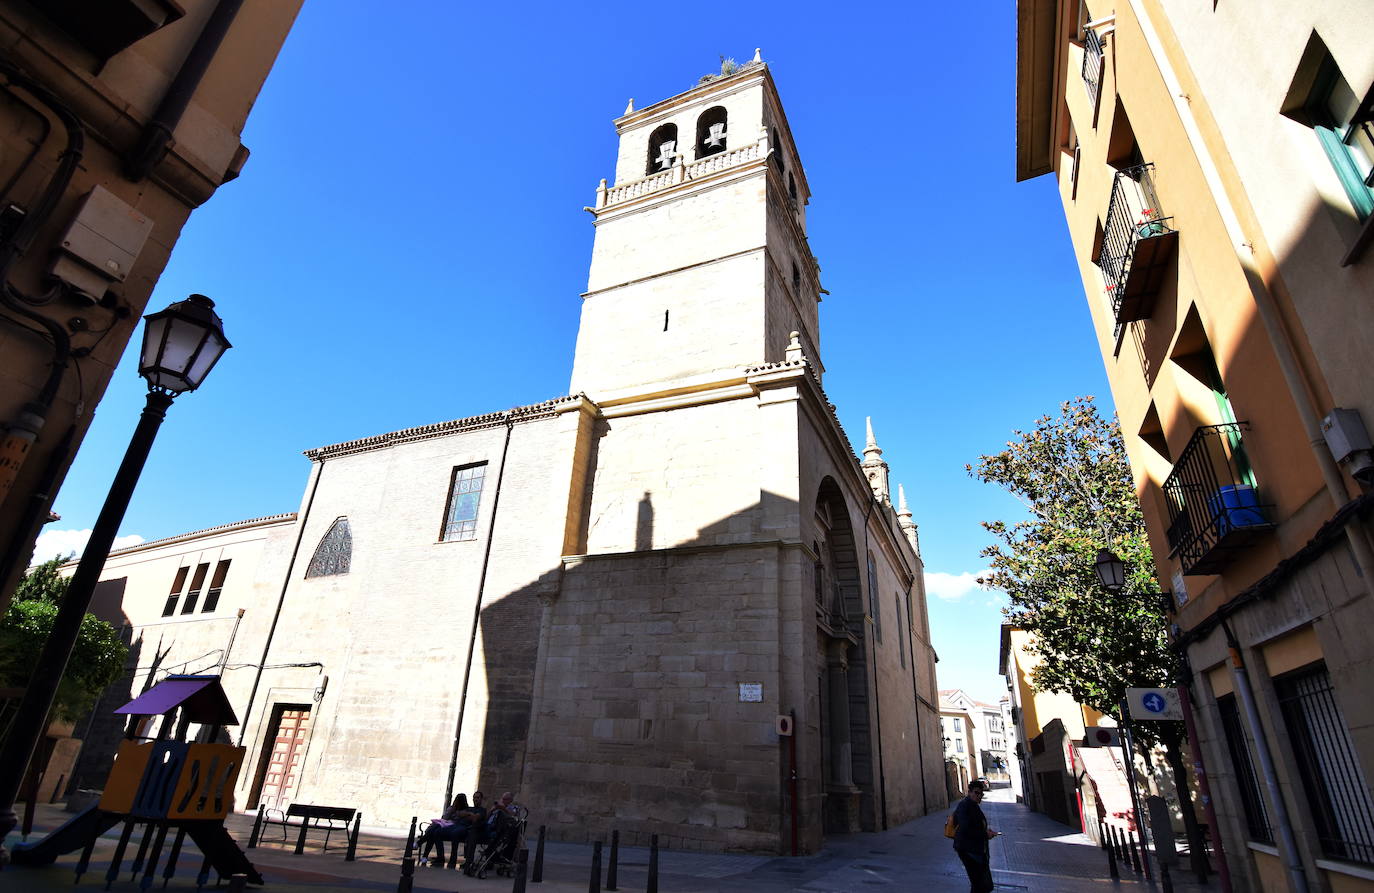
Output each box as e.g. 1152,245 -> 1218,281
162,566 -> 189,617
180,562 -> 209,614
202,559 -> 231,613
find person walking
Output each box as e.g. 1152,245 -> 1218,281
952,780 -> 999,892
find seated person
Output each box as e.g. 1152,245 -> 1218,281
462,791 -> 521,874
419,791 -> 486,867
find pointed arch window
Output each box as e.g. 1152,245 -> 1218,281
647,123 -> 679,176
695,106 -> 728,158
306,517 -> 352,578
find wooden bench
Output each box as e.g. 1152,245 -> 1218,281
253,803 -> 360,857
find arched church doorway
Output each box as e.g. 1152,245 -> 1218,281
813,477 -> 870,835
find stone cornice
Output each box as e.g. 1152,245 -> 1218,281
93,513 -> 299,563
614,63 -> 769,132
303,395 -> 587,461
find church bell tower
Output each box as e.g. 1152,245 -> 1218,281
569,55 -> 823,399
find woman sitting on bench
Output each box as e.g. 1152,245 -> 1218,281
418,792 -> 486,867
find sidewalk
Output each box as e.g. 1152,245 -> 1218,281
0,794 -> 1221,892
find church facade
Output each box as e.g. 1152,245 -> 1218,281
70,61 -> 944,854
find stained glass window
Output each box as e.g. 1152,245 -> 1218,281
306,518 -> 352,578
441,464 -> 487,542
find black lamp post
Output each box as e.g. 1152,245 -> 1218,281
0,294 -> 229,855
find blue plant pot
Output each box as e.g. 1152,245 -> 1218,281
1209,485 -> 1265,537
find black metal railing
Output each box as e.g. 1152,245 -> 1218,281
1162,423 -> 1272,575
1082,28 -> 1104,106
1277,666 -> 1374,865
1100,163 -> 1176,324
1218,693 -> 1274,844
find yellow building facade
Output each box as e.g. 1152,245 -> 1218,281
1016,1 -> 1374,889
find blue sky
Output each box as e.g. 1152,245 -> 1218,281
37,1 -> 1111,705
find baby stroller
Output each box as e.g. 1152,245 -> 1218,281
467,806 -> 528,879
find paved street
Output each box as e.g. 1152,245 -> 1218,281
1,790 -> 1216,892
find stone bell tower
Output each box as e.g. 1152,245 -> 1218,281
569,54 -> 823,399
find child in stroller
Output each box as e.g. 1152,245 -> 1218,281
463,793 -> 528,878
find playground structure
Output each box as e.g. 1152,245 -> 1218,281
10,674 -> 261,886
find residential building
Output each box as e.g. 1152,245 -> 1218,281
939,688 -> 1010,783
999,625 -> 1114,828
939,693 -> 977,798
0,0 -> 304,607
1015,1 -> 1374,888
66,59 -> 946,855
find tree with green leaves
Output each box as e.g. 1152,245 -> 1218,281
968,396 -> 1205,867
0,555 -> 128,727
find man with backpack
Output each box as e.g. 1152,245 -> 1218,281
951,780 -> 999,892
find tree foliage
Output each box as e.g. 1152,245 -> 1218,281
0,556 -> 128,722
968,397 -> 1175,733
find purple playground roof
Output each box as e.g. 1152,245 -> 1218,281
113,675 -> 239,725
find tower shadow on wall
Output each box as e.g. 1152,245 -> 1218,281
470,481 -> 939,853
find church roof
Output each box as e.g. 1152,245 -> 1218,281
303,394 -> 587,461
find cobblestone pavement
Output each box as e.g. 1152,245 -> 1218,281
1,791 -> 1220,892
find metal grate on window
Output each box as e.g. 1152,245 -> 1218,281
1277,665 -> 1374,864
441,463 -> 487,542
1082,28 -> 1104,107
1217,693 -> 1274,844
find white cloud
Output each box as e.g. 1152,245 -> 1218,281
31,529 -> 145,566
925,570 -> 991,602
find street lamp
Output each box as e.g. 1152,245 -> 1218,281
1094,548 -> 1127,592
0,295 -> 229,856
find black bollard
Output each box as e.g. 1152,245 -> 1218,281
1106,830 -> 1120,880
248,804 -> 264,848
589,840 -> 603,893
346,812 -> 361,861
1097,819 -> 1107,849
398,816 -> 417,893
647,833 -> 659,893
607,829 -> 619,891
532,825 -> 546,883
1128,829 -> 1142,873
511,847 -> 529,893
1161,861 -> 1175,893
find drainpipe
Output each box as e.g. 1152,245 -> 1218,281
125,0 -> 245,182
0,61 -> 83,564
445,412 -> 515,804
1224,623 -> 1309,893
239,458 -> 325,748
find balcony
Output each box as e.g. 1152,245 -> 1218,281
1163,423 -> 1274,575
1100,163 -> 1178,325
